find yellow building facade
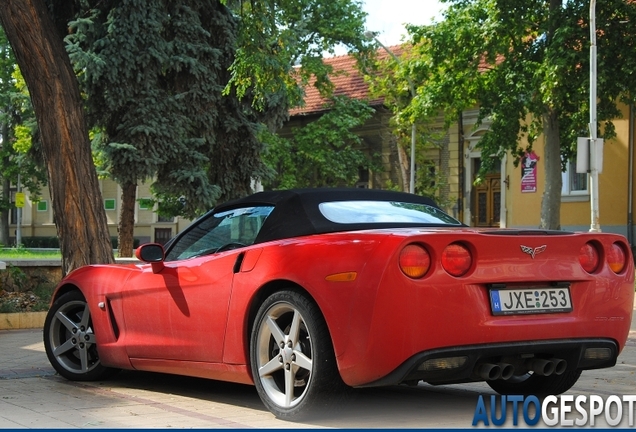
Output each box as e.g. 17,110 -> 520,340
10,180 -> 191,246
454,103 -> 635,247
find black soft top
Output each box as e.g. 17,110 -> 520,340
213,188 -> 449,244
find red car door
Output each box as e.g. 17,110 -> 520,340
120,251 -> 239,363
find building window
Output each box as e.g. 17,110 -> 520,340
356,167 -> 369,189
104,198 -> 116,211
36,200 -> 48,212
138,198 -> 152,210
562,160 -> 588,198
156,202 -> 175,222
157,214 -> 174,223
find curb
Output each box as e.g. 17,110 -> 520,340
0,311 -> 47,330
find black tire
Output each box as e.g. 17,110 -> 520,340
43,290 -> 117,381
250,289 -> 348,420
487,370 -> 582,396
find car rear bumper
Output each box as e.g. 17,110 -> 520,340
359,338 -> 617,387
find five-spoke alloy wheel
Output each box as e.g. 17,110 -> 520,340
43,290 -> 115,381
250,289 -> 346,420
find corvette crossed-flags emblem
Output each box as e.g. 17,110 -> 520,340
520,245 -> 547,259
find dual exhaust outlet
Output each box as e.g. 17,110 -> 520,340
476,358 -> 567,381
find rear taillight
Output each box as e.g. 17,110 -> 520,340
442,243 -> 472,277
579,242 -> 600,273
607,242 -> 627,274
399,244 -> 431,279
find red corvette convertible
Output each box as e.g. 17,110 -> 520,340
44,188 -> 634,419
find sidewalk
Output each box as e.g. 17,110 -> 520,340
0,329 -> 298,428
0,329 -> 54,380
2,305 -> 636,428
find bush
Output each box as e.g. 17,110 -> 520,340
22,237 -> 60,248
16,236 -> 140,249
110,237 -> 141,249
0,264 -> 28,292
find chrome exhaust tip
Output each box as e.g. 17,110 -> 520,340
526,358 -> 555,376
550,358 -> 567,375
497,363 -> 515,380
476,363 -> 502,380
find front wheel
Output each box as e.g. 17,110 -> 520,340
487,370 -> 582,396
250,289 -> 347,420
43,290 -> 117,381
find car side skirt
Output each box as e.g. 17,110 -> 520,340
129,358 -> 254,385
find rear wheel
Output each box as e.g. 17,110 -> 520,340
250,289 -> 347,420
43,290 -> 117,381
487,370 -> 582,396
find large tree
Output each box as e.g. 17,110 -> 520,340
0,0 -> 370,260
67,0 -> 262,257
0,0 -> 114,273
364,45 -> 452,205
0,27 -> 34,246
262,96 -> 377,189
404,0 -> 636,229
65,0 -> 369,256
0,38 -> 47,246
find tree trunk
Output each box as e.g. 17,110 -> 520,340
539,110 -> 562,230
0,0 -> 114,274
117,181 -> 136,258
394,137 -> 409,192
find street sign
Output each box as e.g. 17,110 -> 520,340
15,192 -> 25,208
576,137 -> 604,174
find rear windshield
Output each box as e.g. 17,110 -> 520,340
318,201 -> 462,225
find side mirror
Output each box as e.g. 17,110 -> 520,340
135,243 -> 165,273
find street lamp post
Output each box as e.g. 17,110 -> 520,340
589,0 -> 601,232
365,32 -> 417,194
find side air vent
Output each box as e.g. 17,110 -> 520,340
106,298 -> 120,340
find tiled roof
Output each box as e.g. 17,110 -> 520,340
289,46 -> 404,117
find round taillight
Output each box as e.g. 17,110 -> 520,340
607,243 -> 627,274
442,243 -> 472,277
399,244 -> 431,279
579,242 -> 600,273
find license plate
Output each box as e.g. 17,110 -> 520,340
489,286 -> 572,316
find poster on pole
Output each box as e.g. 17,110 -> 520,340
521,151 -> 539,193
15,192 -> 25,208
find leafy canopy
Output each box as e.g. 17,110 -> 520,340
64,0 -> 370,218
0,26 -> 46,215
261,96 -> 379,189
406,0 -> 636,176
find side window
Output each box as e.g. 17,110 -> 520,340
562,159 -> 589,200
165,206 -> 274,261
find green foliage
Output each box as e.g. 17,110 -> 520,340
67,1 -> 255,217
20,237 -> 60,249
0,27 -> 46,214
0,264 -> 27,291
226,0 -> 369,114
63,0 -> 371,220
0,265 -> 54,312
0,236 -> 140,251
262,96 -> 380,189
364,43 -> 452,201
0,246 -> 61,259
405,0 -> 636,175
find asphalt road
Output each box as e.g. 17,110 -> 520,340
1,315 -> 635,428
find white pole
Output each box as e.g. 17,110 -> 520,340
16,172 -> 22,246
589,0 -> 601,232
